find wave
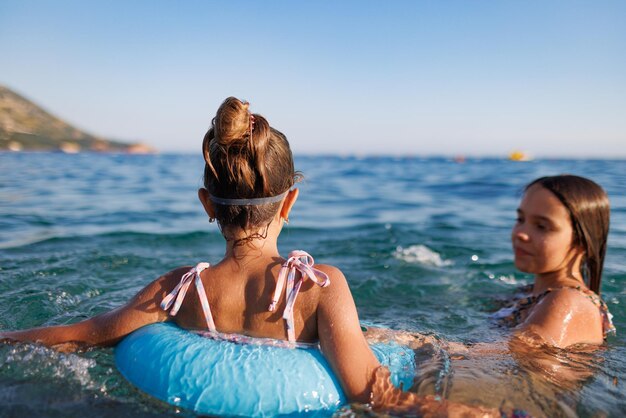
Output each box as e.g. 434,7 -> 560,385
0,229 -> 220,250
393,244 -> 453,267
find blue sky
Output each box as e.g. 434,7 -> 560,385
1,1 -> 625,157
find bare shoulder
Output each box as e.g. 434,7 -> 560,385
314,264 -> 350,292
524,287 -> 603,347
132,266 -> 192,304
536,287 -> 602,316
160,266 -> 192,286
118,266 -> 194,325
314,263 -> 346,280
313,264 -> 358,314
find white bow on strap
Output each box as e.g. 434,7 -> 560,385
160,262 -> 216,333
268,251 -> 330,342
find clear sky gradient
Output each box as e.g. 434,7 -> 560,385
1,1 -> 625,157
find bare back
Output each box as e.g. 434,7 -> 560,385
171,256 -> 327,343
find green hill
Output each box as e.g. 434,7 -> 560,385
0,85 -> 154,153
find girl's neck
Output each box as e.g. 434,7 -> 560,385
533,269 -> 586,294
220,219 -> 283,260
224,239 -> 280,260
533,252 -> 586,295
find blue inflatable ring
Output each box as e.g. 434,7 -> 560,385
115,322 -> 415,417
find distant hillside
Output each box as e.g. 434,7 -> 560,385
0,85 -> 155,153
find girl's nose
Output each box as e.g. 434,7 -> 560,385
512,225 -> 529,241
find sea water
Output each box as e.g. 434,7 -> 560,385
0,153 -> 624,417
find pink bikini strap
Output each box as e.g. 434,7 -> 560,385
268,250 -> 330,342
160,262 -> 216,333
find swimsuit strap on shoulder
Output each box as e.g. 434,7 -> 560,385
268,250 -> 330,343
160,263 -> 217,333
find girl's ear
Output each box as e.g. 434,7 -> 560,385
280,188 -> 299,221
198,188 -> 216,219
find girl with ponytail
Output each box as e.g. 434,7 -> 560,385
0,97 -> 498,416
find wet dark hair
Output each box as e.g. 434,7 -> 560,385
202,97 -> 298,244
525,175 -> 610,295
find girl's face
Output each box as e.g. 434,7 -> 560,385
511,184 -> 582,275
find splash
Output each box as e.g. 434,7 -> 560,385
1,344 -> 99,390
393,245 -> 453,267
49,289 -> 101,309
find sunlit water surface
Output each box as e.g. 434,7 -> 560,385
1,153 -> 625,417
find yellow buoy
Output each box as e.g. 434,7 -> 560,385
508,150 -> 531,161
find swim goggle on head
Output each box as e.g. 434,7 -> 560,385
208,189 -> 291,206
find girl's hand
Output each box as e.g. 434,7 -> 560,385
369,366 -> 501,417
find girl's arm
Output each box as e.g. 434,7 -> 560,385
316,265 -> 498,416
316,265 -> 381,402
0,267 -> 187,349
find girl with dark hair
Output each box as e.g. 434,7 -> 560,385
498,174 -> 615,347
0,97 -> 497,416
